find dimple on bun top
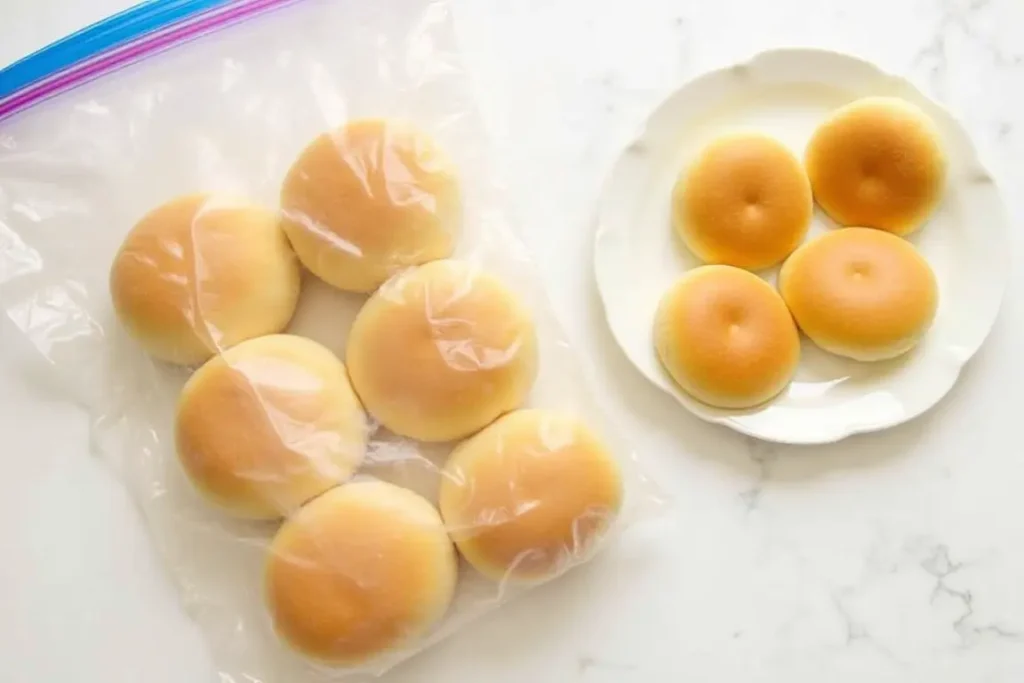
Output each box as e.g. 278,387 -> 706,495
672,132 -> 812,270
265,481 -> 457,665
654,265 -> 800,409
805,96 -> 947,236
280,118 -> 462,293
175,334 -> 367,519
110,193 -> 300,365
779,228 -> 939,361
346,259 -> 538,442
439,409 -> 623,583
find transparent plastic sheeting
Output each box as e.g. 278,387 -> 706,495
0,0 -> 662,679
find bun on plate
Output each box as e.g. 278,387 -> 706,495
779,227 -> 939,361
805,96 -> 946,235
654,265 -> 800,408
672,132 -> 812,270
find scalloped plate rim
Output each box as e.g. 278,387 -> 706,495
593,47 -> 1011,445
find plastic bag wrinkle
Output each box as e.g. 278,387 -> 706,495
0,0 -> 665,680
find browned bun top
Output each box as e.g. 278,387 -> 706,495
805,97 -> 947,236
654,265 -> 800,409
265,481 -> 457,665
175,334 -> 367,519
439,409 -> 623,583
779,227 -> 938,361
673,132 -> 812,270
280,118 -> 462,292
346,259 -> 538,442
110,193 -> 300,365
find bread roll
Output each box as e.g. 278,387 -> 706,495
654,265 -> 800,408
110,194 -> 300,365
175,335 -> 367,519
672,132 -> 812,270
346,259 -> 538,442
266,481 -> 457,665
779,228 -> 938,361
439,410 -> 623,583
805,97 -> 946,235
280,118 -> 462,292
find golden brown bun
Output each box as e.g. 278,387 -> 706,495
439,410 -> 623,583
280,118 -> 462,292
346,260 -> 538,442
672,132 -> 812,270
175,335 -> 367,519
266,481 -> 457,665
779,228 -> 938,361
110,194 -> 300,365
805,97 -> 947,236
654,265 -> 800,408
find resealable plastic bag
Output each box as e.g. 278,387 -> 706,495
0,0 -> 662,679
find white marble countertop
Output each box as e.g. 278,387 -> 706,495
2,0 -> 1023,681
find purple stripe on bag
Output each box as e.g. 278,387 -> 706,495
0,0 -> 296,120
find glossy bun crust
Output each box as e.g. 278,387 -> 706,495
346,260 -> 538,442
673,132 -> 812,270
439,410 -> 623,583
280,118 -> 462,292
175,335 -> 367,519
654,265 -> 800,408
110,193 -> 300,365
265,482 -> 457,665
779,228 -> 939,361
805,97 -> 947,236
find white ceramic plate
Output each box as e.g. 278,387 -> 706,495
593,48 -> 1010,444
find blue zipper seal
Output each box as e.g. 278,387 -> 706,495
0,0 -> 233,100
0,0 -> 296,120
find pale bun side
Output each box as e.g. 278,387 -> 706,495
439,409 -> 623,583
280,118 -> 462,293
654,265 -> 800,409
265,481 -> 457,665
346,259 -> 538,442
672,132 -> 812,270
110,193 -> 300,365
779,228 -> 939,361
805,96 -> 947,236
175,334 -> 367,519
